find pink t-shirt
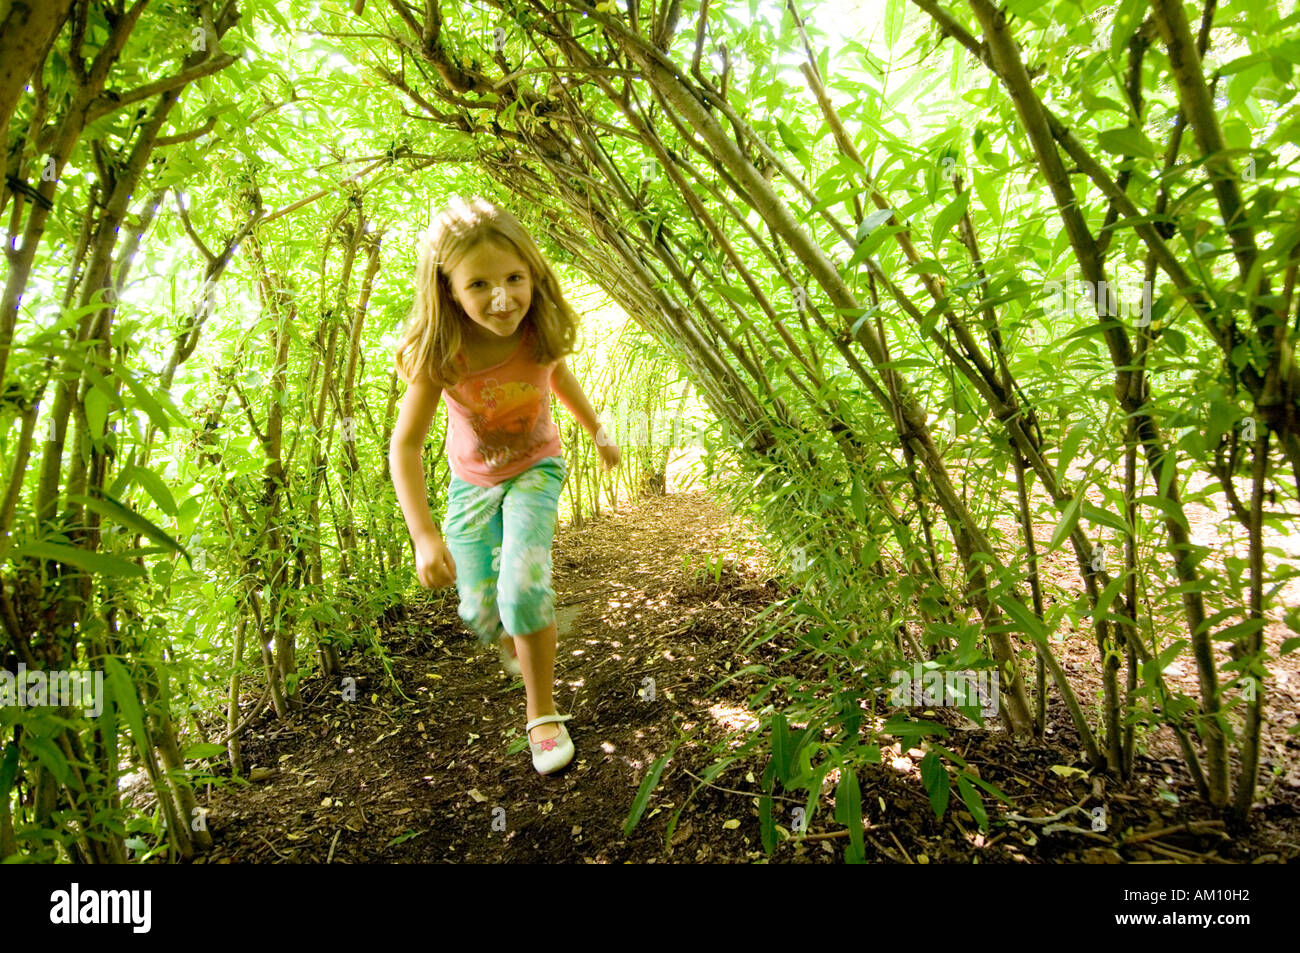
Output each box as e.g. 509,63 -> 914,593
441,321 -> 562,487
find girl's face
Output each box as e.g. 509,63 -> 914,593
445,240 -> 533,341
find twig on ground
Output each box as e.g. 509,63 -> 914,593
888,828 -> 914,863
1041,823 -> 1112,841
256,833 -> 287,860
792,822 -> 892,843
1141,840 -> 1233,864
868,833 -> 906,863
1006,804 -> 1092,824
327,829 -> 341,863
1121,820 -> 1226,845
680,768 -> 803,804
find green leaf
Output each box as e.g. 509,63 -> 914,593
1081,87 -> 1129,115
22,734 -> 73,787
1055,423 -> 1089,488
105,656 -> 153,772
919,751 -> 950,820
85,386 -> 110,441
0,743 -> 19,803
1092,572 -> 1127,622
964,771 -> 1013,805
262,3 -> 292,32
710,281 -> 757,309
834,766 -> 864,863
775,118 -> 806,156
1049,494 -> 1083,552
1161,327 -> 1187,355
957,773 -> 989,830
849,475 -> 867,524
883,0 -> 904,46
14,542 -> 146,578
66,490 -> 187,560
1135,493 -> 1191,532
1218,50 -> 1270,76
996,593 -> 1051,643
1098,126 -> 1157,159
182,742 -> 227,760
974,171 -> 1002,226
771,712 -> 793,785
758,793 -> 776,854
882,715 -> 949,745
386,829 -> 424,847
1081,501 -> 1128,534
931,192 -> 970,247
858,207 -> 894,237
120,465 -> 179,517
850,212 -> 901,266
1213,617 -> 1267,642
625,749 -> 672,835
114,358 -> 181,435
1110,0 -> 1149,60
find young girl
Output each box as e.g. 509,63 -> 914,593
389,196 -> 620,775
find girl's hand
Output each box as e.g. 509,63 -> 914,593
415,534 -> 457,589
597,439 -> 621,471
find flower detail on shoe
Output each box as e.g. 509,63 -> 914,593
537,737 -> 557,752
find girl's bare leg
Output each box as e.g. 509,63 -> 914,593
513,620 -> 561,743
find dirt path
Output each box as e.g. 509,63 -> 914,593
196,490 -> 1299,863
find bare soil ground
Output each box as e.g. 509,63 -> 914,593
191,482 -> 1299,864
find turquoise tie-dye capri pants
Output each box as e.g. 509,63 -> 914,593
441,454 -> 567,647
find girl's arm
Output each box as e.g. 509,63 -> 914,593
550,358 -> 604,442
389,372 -> 444,544
552,359 -> 621,470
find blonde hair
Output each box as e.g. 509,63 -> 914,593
394,195 -> 580,388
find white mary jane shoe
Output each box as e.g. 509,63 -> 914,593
525,713 -> 575,775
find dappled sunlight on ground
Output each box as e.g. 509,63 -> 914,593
707,702 -> 759,733
197,488 -> 1297,863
